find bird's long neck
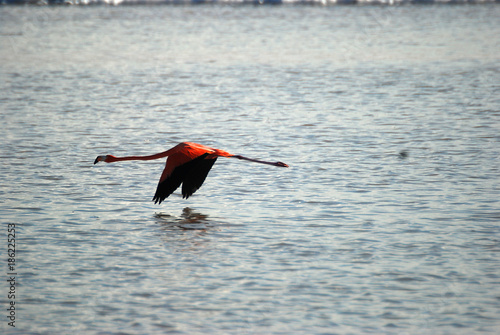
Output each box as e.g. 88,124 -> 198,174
231,155 -> 288,167
106,150 -> 173,163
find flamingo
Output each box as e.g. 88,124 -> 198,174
94,142 -> 288,204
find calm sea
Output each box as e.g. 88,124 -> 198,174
1,3 -> 499,334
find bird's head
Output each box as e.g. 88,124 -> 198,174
94,155 -> 116,164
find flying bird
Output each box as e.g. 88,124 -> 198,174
94,142 -> 288,204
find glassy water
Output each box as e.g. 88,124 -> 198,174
1,4 -> 499,334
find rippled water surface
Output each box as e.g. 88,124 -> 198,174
1,4 -> 500,334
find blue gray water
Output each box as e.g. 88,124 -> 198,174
1,4 -> 500,334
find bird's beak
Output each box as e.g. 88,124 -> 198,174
94,156 -> 101,165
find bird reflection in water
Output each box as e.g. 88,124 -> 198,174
154,207 -> 213,230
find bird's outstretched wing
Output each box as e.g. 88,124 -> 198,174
153,153 -> 217,204
181,155 -> 217,199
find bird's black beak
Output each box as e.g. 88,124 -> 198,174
94,157 -> 100,165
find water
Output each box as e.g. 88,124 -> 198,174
1,4 -> 500,334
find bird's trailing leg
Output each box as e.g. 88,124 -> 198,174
231,155 -> 289,167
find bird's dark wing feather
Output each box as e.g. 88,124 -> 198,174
181,156 -> 217,199
152,153 -> 216,204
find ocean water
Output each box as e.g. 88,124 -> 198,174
1,3 -> 500,334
